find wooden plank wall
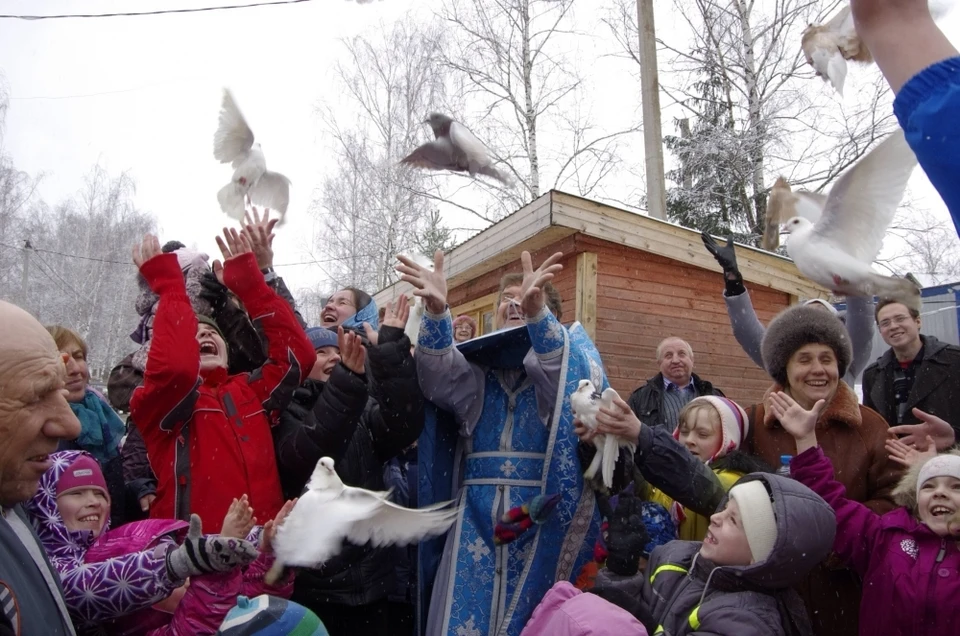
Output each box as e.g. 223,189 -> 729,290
445,233 -> 787,409
582,235 -> 782,407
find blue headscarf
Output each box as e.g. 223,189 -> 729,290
69,389 -> 126,464
340,296 -> 379,332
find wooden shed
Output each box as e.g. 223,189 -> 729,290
375,190 -> 828,407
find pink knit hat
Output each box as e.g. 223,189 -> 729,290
674,396 -> 749,462
56,454 -> 109,500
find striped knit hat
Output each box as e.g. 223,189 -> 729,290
674,396 -> 749,462
217,595 -> 328,636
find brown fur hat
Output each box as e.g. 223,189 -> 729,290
761,304 -> 852,385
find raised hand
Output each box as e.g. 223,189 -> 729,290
396,250 -> 446,314
242,206 -> 278,270
382,295 -> 410,330
885,435 -> 937,469
520,250 -> 563,318
261,498 -> 297,554
768,391 -> 824,453
889,408 -> 956,452
338,326 -> 366,374
220,494 -> 256,539
132,234 -> 163,270
596,396 -> 642,446
215,227 -> 254,262
700,232 -> 739,273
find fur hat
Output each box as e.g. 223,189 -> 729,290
677,396 -> 749,462
761,304 -> 852,385
729,480 -> 778,563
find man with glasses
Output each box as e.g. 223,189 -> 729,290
862,298 -> 960,436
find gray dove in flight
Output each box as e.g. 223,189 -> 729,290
213,89 -> 291,224
783,128 -> 921,303
400,113 -> 515,187
265,457 -> 459,584
802,1 -> 952,95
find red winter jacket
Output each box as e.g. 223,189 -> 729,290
130,252 -> 314,531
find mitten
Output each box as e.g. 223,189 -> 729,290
165,514 -> 258,581
601,490 -> 649,577
701,231 -> 745,296
198,271 -> 229,317
493,493 -> 561,545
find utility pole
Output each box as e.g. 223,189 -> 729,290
637,0 -> 667,220
20,239 -> 32,309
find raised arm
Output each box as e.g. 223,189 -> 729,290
218,229 -> 314,418
845,296 -> 876,382
129,237 -> 201,437
524,306 -> 565,423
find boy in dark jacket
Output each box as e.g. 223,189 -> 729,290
129,231 -> 314,533
272,296 -> 424,635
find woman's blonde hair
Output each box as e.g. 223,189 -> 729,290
46,325 -> 87,359
677,398 -> 721,433
892,448 -> 960,514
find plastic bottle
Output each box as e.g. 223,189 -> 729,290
776,455 -> 792,478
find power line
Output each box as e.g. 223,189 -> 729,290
0,0 -> 314,21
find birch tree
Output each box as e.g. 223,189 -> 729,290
607,0 -> 896,247
311,18 -> 454,293
437,0 -> 639,214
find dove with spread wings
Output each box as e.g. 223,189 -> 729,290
571,380 -> 634,490
401,113 -> 514,187
802,1 -> 952,95
783,128 -> 920,304
213,88 -> 291,224
265,457 -> 459,584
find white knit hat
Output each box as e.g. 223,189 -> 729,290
803,298 -> 839,316
729,481 -> 778,564
698,396 -> 749,462
917,455 -> 960,500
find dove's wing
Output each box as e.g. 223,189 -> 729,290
273,491 -> 381,568
400,139 -> 458,171
812,129 -> 917,263
449,121 -> 493,165
599,387 -> 620,409
822,4 -> 854,33
214,89 -> 255,167
793,191 -> 827,224
344,488 -> 459,548
248,171 -> 291,215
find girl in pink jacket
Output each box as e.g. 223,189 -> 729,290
26,450 -> 295,636
772,390 -> 960,635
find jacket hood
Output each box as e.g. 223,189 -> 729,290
23,450 -> 106,562
703,472 -> 836,590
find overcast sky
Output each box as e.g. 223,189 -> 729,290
1,0 -> 958,300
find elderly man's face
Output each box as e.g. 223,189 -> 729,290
0,303 -> 81,507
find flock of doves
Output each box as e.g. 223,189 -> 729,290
222,0 -> 952,568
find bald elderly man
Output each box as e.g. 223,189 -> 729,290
627,336 -> 725,431
0,300 -> 81,635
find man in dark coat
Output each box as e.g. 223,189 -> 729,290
627,337 -> 724,430
863,298 -> 960,436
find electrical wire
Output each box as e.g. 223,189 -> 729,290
0,0 -> 314,21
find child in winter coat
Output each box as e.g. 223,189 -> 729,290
129,232 -> 315,531
25,450 -> 295,636
526,472 -> 837,636
771,389 -> 960,635
649,396 -> 771,540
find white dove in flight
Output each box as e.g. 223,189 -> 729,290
783,128 -> 920,303
802,1 -> 952,95
761,176 -> 828,251
571,380 -> 633,490
265,457 -> 459,584
400,113 -> 515,187
213,89 -> 291,224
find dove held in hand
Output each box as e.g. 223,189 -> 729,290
571,380 -> 633,489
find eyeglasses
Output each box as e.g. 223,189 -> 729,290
878,314 -> 914,330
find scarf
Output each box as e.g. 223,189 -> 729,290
69,390 -> 127,464
341,297 -> 379,332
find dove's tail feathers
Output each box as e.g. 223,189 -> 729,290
477,164 -> 515,187
584,447 -> 603,481
217,182 -> 247,221
601,435 -> 619,489
825,52 -> 848,95
404,296 -> 423,345
869,273 -> 922,309
264,559 -> 286,586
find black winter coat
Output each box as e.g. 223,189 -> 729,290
626,372 -> 724,430
863,334 -> 960,435
273,325 -> 425,609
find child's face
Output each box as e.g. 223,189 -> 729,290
308,346 -> 341,382
197,324 -> 228,372
678,408 -> 722,462
57,488 -> 108,537
701,499 -> 753,566
917,475 -> 960,537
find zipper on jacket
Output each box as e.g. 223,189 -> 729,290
936,538 -> 946,563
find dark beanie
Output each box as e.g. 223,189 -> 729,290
196,314 -> 228,355
761,304 -> 852,385
162,240 -> 186,253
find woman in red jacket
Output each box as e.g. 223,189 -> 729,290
129,231 -> 315,532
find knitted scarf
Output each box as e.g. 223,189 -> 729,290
70,390 -> 127,464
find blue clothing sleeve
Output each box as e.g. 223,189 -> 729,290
893,57 -> 960,236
